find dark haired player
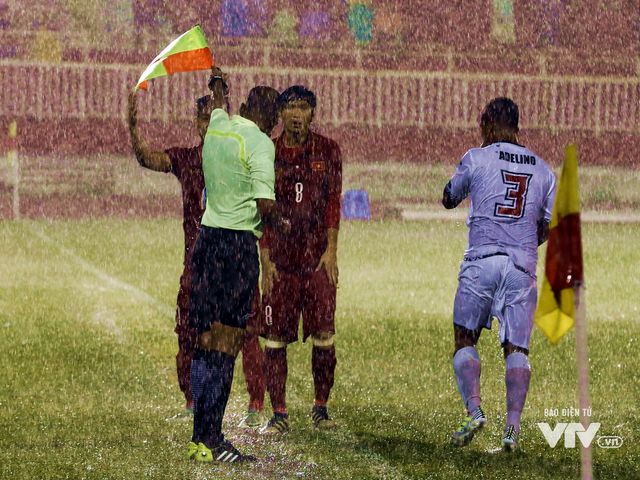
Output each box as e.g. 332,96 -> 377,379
443,97 -> 556,451
128,88 -> 212,416
259,85 -> 342,434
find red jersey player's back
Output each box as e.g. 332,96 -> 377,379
165,145 -> 205,268
264,131 -> 342,274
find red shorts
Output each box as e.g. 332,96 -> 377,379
246,287 -> 262,334
260,268 -> 336,344
175,271 -> 196,345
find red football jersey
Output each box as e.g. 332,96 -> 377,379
261,131 -> 342,273
166,145 -> 205,270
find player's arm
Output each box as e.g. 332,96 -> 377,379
256,199 -> 290,233
316,141 -> 342,286
538,172 -> 557,245
442,181 -> 460,209
127,89 -> 171,172
537,219 -> 550,245
208,66 -> 229,111
259,242 -> 279,296
442,152 -> 473,209
316,228 -> 339,286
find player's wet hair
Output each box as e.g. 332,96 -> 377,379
277,85 -> 317,110
480,97 -> 519,132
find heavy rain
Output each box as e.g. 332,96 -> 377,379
0,2 -> 639,479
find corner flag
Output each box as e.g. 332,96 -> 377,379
136,25 -> 214,90
535,144 -> 583,343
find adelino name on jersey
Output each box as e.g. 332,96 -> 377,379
499,150 -> 536,166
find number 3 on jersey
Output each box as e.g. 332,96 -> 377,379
494,170 -> 532,219
295,182 -> 303,203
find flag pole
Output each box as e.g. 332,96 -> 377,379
8,120 -> 19,220
574,283 -> 592,480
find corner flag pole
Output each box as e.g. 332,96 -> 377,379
8,120 -> 19,220
575,284 -> 592,480
534,144 -> 591,478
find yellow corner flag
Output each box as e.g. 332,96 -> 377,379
136,25 -> 214,91
535,144 -> 584,343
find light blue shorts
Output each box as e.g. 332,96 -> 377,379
453,254 -> 537,349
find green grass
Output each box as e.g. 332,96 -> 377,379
0,219 -> 638,479
14,157 -> 640,213
343,163 -> 640,213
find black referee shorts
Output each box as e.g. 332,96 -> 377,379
188,226 -> 259,334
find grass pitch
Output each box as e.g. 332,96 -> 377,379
0,219 -> 638,479
13,157 -> 640,213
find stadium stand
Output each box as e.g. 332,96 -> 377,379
0,1 -> 638,169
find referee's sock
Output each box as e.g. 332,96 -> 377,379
191,349 -> 236,447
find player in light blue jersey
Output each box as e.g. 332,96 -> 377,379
442,97 -> 556,452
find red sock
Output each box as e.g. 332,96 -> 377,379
176,328 -> 197,406
265,347 -> 287,413
242,333 -> 265,411
312,346 -> 336,405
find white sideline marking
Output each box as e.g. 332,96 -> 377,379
28,225 -> 174,317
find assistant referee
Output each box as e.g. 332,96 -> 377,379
186,68 -> 281,463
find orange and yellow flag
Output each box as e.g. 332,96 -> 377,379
535,144 -> 584,344
136,25 -> 214,90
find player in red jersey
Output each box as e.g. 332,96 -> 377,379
259,85 -> 342,434
127,74 -> 268,418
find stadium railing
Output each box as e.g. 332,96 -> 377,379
1,60 -> 638,135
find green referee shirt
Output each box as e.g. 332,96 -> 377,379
201,109 -> 276,238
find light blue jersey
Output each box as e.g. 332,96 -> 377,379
446,142 -> 556,276
447,142 -> 556,348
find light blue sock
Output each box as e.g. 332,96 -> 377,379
453,346 -> 482,413
505,352 -> 531,434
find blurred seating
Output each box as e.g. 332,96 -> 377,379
0,0 -> 636,79
0,1 -> 10,30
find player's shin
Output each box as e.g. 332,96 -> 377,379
242,332 -> 266,411
452,346 -> 482,413
312,334 -> 336,406
265,340 -> 288,413
504,351 -> 531,434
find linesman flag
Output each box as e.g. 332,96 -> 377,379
136,25 -> 214,90
535,144 -> 584,344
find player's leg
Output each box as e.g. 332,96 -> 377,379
453,324 -> 483,414
239,290 -> 267,428
450,258 -> 500,446
499,266 -> 536,452
261,271 -> 300,434
302,268 -> 337,429
175,279 -> 196,414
